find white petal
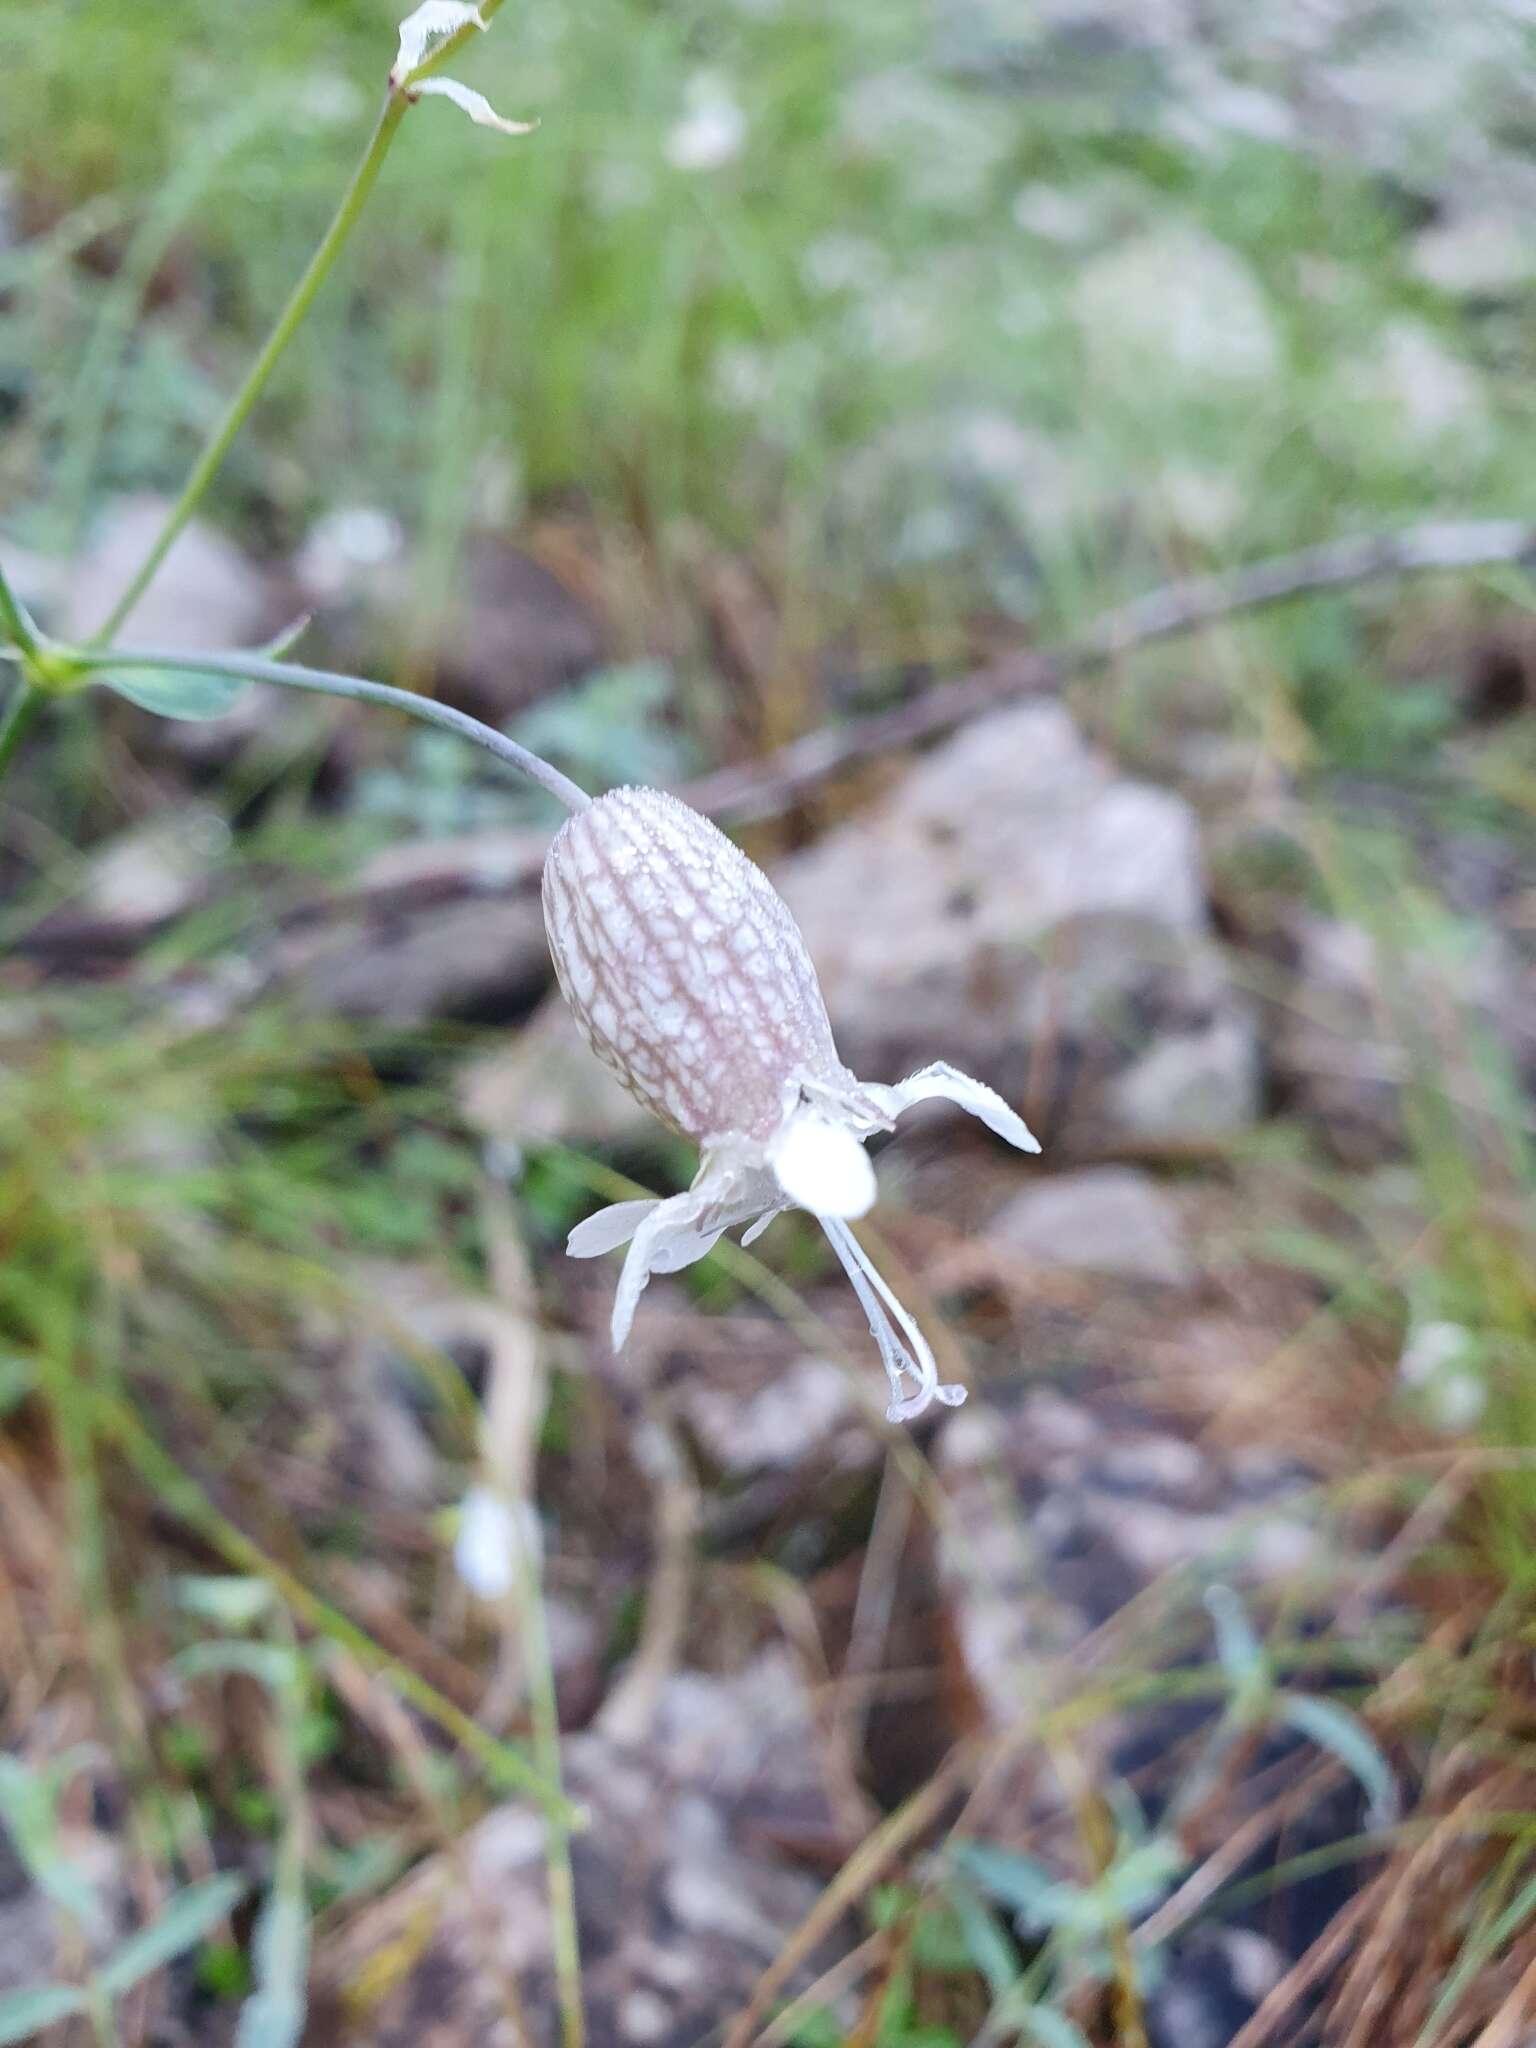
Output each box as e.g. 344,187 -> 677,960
411,77 -> 536,135
394,2 -> 484,81
610,1193 -> 719,1347
873,1061 -> 1040,1153
768,1113 -> 877,1220
568,1200 -> 658,1258
740,1206 -> 785,1249
648,1224 -> 727,1274
453,1483 -> 539,1600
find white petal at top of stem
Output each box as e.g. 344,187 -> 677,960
393,2 -> 485,83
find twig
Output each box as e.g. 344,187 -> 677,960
1133,1758 -> 1343,1952
596,1403 -> 699,1747
1226,1888 -> 1375,2048
15,519 -> 1535,960
1469,1948 -> 1536,2048
720,1741 -> 977,2048
686,519 -> 1536,823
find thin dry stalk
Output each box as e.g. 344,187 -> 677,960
1227,1889 -> 1375,2048
721,1740 -> 978,2048
751,1563 -> 880,1846
1469,1948 -> 1536,2048
595,1401 -> 698,1747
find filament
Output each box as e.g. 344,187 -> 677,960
821,1217 -> 966,1422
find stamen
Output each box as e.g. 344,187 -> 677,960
821,1217 -> 966,1423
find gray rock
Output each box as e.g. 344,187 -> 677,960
222,827 -> 555,1034
936,1383 -> 1321,1748
775,702 -> 1259,1148
80,805 -> 230,925
986,1166 -> 1195,1286
1109,1012 -> 1260,1140
431,536 -> 607,723
677,1349 -> 863,1475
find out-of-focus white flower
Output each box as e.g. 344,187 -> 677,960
665,75 -> 747,172
1397,1318 -> 1487,1433
391,1 -> 534,136
453,1481 -> 540,1599
295,505 -> 404,604
544,788 -> 1040,1422
589,159 -> 656,216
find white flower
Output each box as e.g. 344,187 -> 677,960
453,1482 -> 540,1599
665,75 -> 747,172
391,1 -> 534,136
1396,1318 -> 1486,1433
544,788 -> 1040,1423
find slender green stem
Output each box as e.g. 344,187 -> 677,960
82,644 -> 591,810
516,1535 -> 585,2048
0,681 -> 44,792
0,557 -> 40,659
94,93 -> 408,645
96,0 -> 517,646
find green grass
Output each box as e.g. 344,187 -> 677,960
6,0 -> 1535,647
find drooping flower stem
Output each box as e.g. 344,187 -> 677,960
71,642 -> 592,811
96,0 -> 512,647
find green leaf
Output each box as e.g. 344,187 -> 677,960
0,1750 -> 108,1936
0,1984 -> 89,2042
1205,1584 -> 1268,1703
98,667 -> 247,720
176,1575 -> 278,1632
947,1882 -> 1023,1999
0,559 -> 42,659
176,1640 -> 305,1699
236,1884 -> 309,2048
949,1843 -> 1059,1917
1277,1694 -> 1398,1829
96,1874 -> 247,1997
261,614 -> 312,660
0,1350 -> 34,1415
1097,1835 -> 1186,1920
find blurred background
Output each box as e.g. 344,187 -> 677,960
3,1 -> 1536,2042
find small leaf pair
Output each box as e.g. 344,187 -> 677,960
392,2 -> 534,137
